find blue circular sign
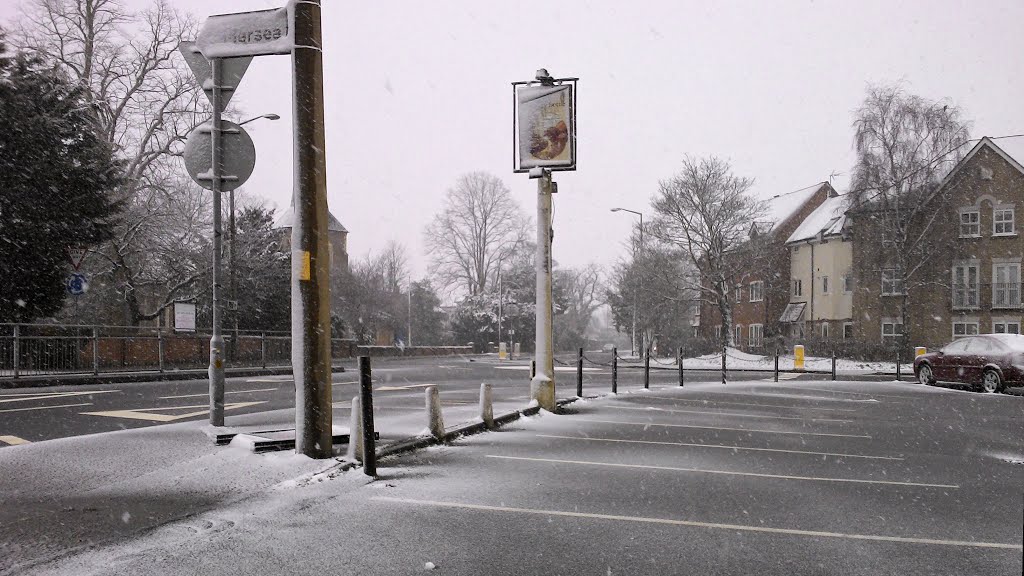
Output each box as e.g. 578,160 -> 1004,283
66,273 -> 89,296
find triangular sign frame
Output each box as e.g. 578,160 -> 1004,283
177,41 -> 252,112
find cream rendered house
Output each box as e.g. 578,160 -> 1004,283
780,194 -> 854,341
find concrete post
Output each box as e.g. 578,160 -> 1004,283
480,383 -> 494,429
346,395 -> 362,462
426,386 -> 445,440
530,168 -> 555,411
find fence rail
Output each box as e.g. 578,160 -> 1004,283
0,323 -> 470,379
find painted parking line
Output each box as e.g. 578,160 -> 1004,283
635,395 -> 861,412
372,497 -> 1017,550
159,388 -> 277,400
82,401 -> 265,422
0,435 -> 31,445
0,390 -> 119,404
0,402 -> 93,414
708,391 -> 880,403
777,386 -> 914,400
536,434 -> 904,461
485,455 -> 956,488
331,380 -> 359,386
576,418 -> 872,439
610,405 -> 853,423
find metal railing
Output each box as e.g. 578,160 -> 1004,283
0,323 -> 358,379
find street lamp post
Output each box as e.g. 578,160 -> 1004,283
611,207 -> 644,357
227,113 -> 280,363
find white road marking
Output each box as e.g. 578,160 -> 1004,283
331,381 -> 359,386
158,388 -> 277,400
376,383 -> 437,391
779,387 -> 910,400
485,455 -> 957,488
0,435 -> 31,445
82,401 -> 265,422
372,497 -> 1017,550
494,366 -> 602,372
610,405 -> 853,423
576,418 -> 872,438
536,434 -> 904,460
0,390 -> 119,404
636,395 -> 860,412
0,402 -> 93,413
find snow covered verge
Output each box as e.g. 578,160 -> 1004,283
620,347 -> 914,375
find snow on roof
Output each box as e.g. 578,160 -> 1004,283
272,205 -> 348,233
750,182 -> 828,236
786,194 -> 850,244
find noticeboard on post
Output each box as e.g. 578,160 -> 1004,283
513,79 -> 577,172
174,302 -> 197,333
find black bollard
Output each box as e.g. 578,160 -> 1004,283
359,356 -> 376,476
576,347 -> 584,397
643,347 -> 651,389
831,352 -> 837,381
611,348 -> 618,394
677,346 -> 684,387
774,351 -> 779,382
721,346 -> 727,385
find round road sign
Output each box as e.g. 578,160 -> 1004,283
66,273 -> 89,296
183,120 -> 256,192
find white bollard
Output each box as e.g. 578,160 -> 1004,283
480,383 -> 494,429
346,395 -> 363,462
426,386 -> 445,440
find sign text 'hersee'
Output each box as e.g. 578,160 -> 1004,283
196,5 -> 292,59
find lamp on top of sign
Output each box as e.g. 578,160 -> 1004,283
513,75 -> 577,173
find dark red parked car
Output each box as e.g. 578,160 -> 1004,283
913,333 -> 1024,393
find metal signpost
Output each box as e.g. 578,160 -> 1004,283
512,69 -> 577,411
182,1 -> 332,458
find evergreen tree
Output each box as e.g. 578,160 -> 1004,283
0,35 -> 123,322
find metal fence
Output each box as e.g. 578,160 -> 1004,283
0,323 -> 358,379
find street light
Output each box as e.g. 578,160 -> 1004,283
611,207 -> 644,357
227,113 -> 280,362
238,113 -> 281,126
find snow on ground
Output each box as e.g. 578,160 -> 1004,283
620,347 -> 913,374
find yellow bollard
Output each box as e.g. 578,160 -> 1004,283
915,346 -> 926,357
794,345 -> 805,371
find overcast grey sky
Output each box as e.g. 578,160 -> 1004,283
4,0 -> 1024,281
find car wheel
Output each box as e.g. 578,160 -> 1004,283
917,364 -> 934,386
980,368 -> 1002,394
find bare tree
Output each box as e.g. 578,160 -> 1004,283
378,240 -> 409,295
850,83 -> 971,346
650,156 -> 764,346
553,263 -> 604,348
17,0 -> 209,324
424,172 -> 530,297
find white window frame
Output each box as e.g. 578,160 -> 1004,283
735,284 -> 743,302
952,320 -> 980,339
993,206 -> 1016,236
881,268 -> 904,296
820,323 -> 829,339
748,281 -> 763,303
959,208 -> 980,238
748,324 -> 763,348
793,279 -> 802,297
842,274 -> 853,294
714,326 -> 722,340
952,261 -> 980,310
842,322 -> 854,340
821,275 -> 830,295
881,317 -> 903,340
992,261 -> 1021,309
992,318 -> 1021,335
734,324 -> 743,346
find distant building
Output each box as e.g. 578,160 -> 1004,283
698,182 -> 835,351
782,193 -> 853,341
272,204 -> 349,275
849,137 -> 1024,349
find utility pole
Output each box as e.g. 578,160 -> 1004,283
530,168 -> 555,410
208,57 -> 226,426
292,0 -> 332,458
407,287 -> 412,347
497,267 -> 502,355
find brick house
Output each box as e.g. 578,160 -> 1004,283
698,182 -> 835,350
849,137 -> 1024,350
